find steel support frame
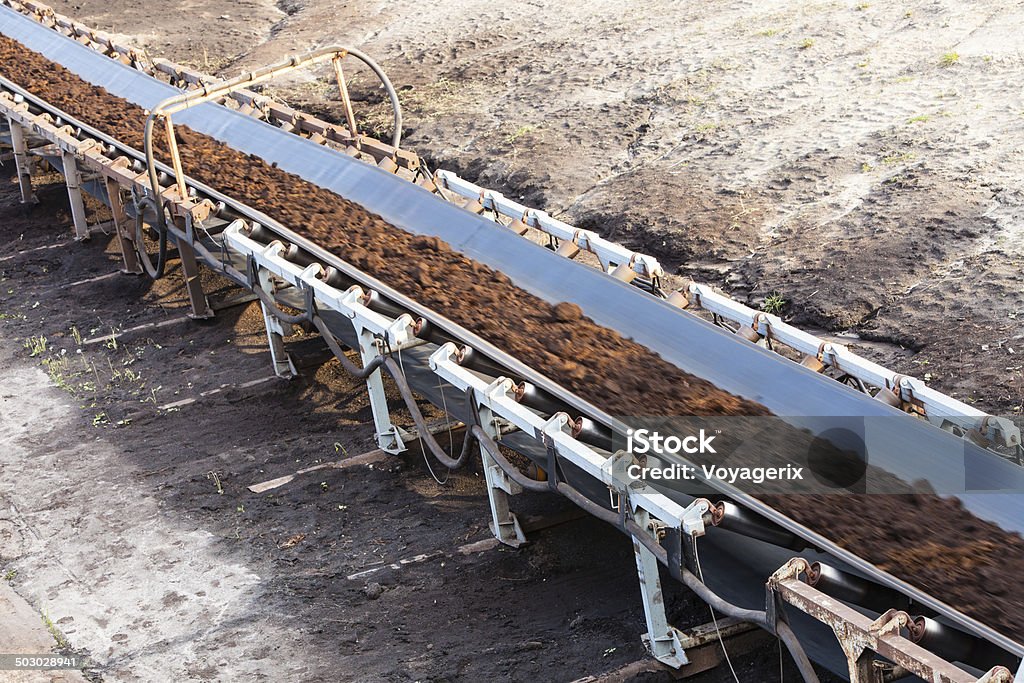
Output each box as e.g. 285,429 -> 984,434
223,221 -> 705,666
59,148 -> 89,239
102,169 -> 141,274
633,507 -> 687,668
477,379 -> 526,547
175,213 -> 214,319
768,559 -> 1015,683
0,92 -> 222,321
6,115 -> 36,203
225,226 -> 421,454
351,310 -> 404,454
253,265 -> 297,379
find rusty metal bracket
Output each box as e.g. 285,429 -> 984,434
768,558 -> 1015,683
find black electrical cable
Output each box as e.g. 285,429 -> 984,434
134,195 -> 168,279
253,282 -> 312,326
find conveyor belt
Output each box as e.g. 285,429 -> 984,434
2,3 -> 1022,667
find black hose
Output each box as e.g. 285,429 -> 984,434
473,425 -> 548,492
307,313 -> 474,469
134,195 -> 168,279
253,282 -> 311,326
777,621 -> 821,683
310,314 -> 385,379
380,355 -> 475,469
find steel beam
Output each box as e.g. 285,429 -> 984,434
6,115 -> 35,203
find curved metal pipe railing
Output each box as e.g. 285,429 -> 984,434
141,45 -> 403,275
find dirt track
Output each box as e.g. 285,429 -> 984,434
2,18 -> 1024,647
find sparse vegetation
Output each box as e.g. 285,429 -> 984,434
761,292 -> 786,315
940,52 -> 960,67
881,150 -> 917,165
757,28 -> 780,37
3,569 -> 16,582
42,609 -> 68,649
506,124 -> 537,145
799,38 -> 815,50
907,114 -> 930,124
855,3 -> 870,10
24,335 -> 48,357
208,471 -> 224,495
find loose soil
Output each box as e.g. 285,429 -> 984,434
2,29 -> 1023,648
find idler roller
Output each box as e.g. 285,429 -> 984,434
711,501 -> 808,550
805,562 -> 910,614
909,615 -> 1011,673
319,265 -> 357,291
244,223 -> 278,245
284,243 -> 320,268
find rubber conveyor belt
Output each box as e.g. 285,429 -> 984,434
2,4 -> 1022,663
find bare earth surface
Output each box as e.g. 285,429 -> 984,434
51,0 -> 1024,415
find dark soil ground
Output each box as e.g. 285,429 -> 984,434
0,170 -> 839,680
3,32 -> 1023,647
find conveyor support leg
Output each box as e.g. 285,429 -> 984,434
633,509 -> 687,668
256,267 -> 297,379
477,398 -> 525,547
357,328 -> 404,453
60,150 -> 90,240
104,176 -> 142,274
176,217 -> 213,319
7,117 -> 36,204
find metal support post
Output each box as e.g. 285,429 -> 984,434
104,175 -> 142,274
255,266 -> 297,379
478,380 -> 526,547
632,507 -> 688,668
60,149 -> 89,239
7,117 -> 36,204
175,216 -> 213,319
355,327 -> 404,453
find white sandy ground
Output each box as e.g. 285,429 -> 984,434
0,581 -> 87,682
0,345 -> 325,681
